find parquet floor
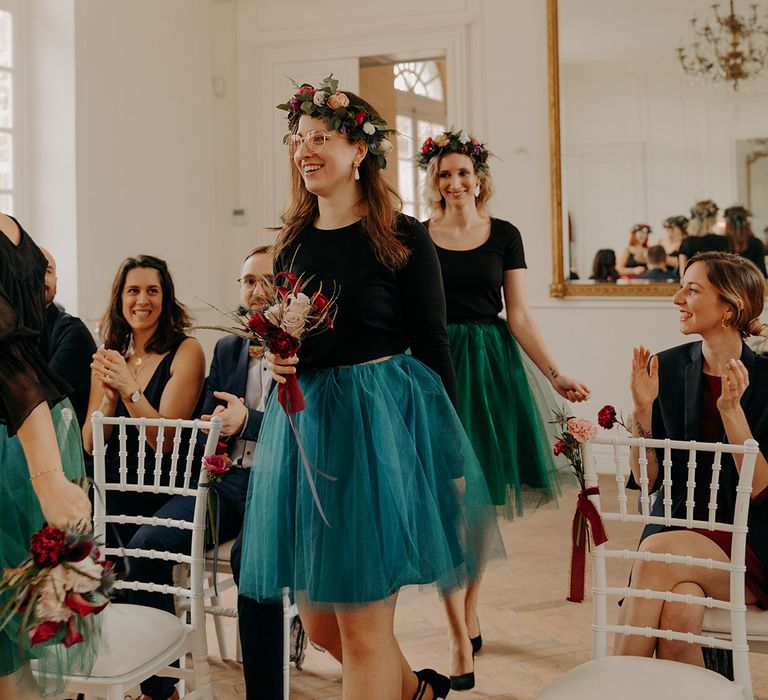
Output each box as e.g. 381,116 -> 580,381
203,475 -> 768,699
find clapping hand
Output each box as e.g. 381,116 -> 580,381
630,346 -> 658,412
91,346 -> 134,400
717,358 -> 749,416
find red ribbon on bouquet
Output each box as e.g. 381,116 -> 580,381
278,374 -> 306,414
567,487 -> 608,603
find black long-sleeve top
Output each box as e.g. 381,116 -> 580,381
275,214 -> 456,402
0,219 -> 69,435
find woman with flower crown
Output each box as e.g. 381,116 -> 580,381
418,130 -> 591,690
237,77 -> 503,700
0,212 -> 93,699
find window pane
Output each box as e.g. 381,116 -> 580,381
398,159 -> 415,202
402,201 -> 416,218
0,132 -> 12,189
0,192 -> 12,214
0,71 -> 11,128
0,11 -> 11,68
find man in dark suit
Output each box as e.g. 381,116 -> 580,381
199,245 -> 286,700
41,248 -> 96,427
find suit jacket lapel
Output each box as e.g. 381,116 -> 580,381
740,342 -> 755,414
683,342 -> 703,440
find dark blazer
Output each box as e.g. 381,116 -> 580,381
46,303 -> 96,428
198,334 -> 269,447
637,341 -> 768,569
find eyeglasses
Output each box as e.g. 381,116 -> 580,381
238,275 -> 273,289
286,130 -> 333,157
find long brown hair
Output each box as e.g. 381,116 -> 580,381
687,251 -> 767,337
100,255 -> 191,355
273,91 -> 409,271
723,206 -> 754,254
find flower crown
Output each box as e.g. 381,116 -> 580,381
724,205 -> 752,224
276,74 -> 394,170
664,215 -> 689,229
417,129 -> 491,173
631,223 -> 652,235
690,201 -> 719,220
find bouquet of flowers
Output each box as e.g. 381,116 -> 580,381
553,405 -> 627,603
0,525 -> 114,649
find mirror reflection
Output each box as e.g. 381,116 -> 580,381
557,0 -> 768,290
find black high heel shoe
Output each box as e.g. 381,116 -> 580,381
413,668 -> 451,699
449,665 -> 475,692
469,616 -> 482,655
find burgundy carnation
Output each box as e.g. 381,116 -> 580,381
30,527 -> 67,568
297,85 -> 315,96
597,405 -> 617,430
266,329 -> 301,359
354,110 -> 366,125
421,137 -> 433,154
289,97 -> 301,115
553,439 -> 568,457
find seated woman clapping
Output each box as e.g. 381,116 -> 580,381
82,255 -> 205,545
617,251 -> 768,666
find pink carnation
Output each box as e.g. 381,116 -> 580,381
566,417 -> 597,443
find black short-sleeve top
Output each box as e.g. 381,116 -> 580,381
678,234 -> 731,259
427,218 -> 526,323
274,214 -> 456,401
0,218 -> 69,434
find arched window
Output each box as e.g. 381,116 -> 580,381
0,2 -> 18,214
394,60 -> 446,219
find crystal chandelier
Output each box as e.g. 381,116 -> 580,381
677,0 -> 768,90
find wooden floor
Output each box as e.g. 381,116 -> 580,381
201,475 -> 768,699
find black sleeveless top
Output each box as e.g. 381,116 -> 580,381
104,337 -> 192,479
0,217 -> 69,434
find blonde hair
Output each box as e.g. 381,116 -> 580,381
688,251 -> 767,337
687,199 -> 719,238
423,154 -> 495,217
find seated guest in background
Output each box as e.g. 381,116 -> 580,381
618,251 -> 768,667
658,215 -> 688,271
124,247 -> 281,700
41,247 -> 97,428
678,199 -> 731,274
589,248 -> 619,282
724,205 -> 767,277
637,245 -> 677,282
82,255 -> 205,550
198,245 -> 287,700
616,224 -> 651,277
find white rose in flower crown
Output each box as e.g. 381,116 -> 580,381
433,133 -> 450,147
313,91 -> 327,106
326,92 -> 349,110
64,556 -> 104,593
35,571 -> 71,622
362,122 -> 376,136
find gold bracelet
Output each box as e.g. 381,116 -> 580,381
30,467 -> 65,481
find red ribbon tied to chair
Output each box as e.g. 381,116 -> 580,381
567,486 -> 608,603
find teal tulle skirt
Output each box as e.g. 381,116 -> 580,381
239,354 -> 504,606
447,319 -> 573,517
0,399 -> 96,688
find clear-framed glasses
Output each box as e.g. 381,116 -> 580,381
287,130 -> 333,157
238,274 -> 273,289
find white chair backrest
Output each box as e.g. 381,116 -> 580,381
90,411 -> 222,605
582,435 -> 759,697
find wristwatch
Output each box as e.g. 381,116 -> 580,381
129,388 -> 142,403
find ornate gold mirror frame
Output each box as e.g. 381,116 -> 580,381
546,0 -> 678,298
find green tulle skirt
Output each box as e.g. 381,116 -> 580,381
0,399 -> 96,690
447,319 -> 573,517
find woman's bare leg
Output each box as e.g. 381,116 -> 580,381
442,589 -> 473,678
614,531 -> 756,659
464,578 -> 482,641
0,667 -> 40,700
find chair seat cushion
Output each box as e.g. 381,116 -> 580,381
81,604 -> 187,678
704,606 -> 768,639
536,655 -> 747,700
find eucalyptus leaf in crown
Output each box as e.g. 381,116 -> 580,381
277,74 -> 395,170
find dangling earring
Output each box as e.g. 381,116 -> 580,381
474,184 -> 481,198
721,316 -> 730,330
353,163 -> 360,181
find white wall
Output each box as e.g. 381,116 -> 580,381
20,0 -> 722,423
